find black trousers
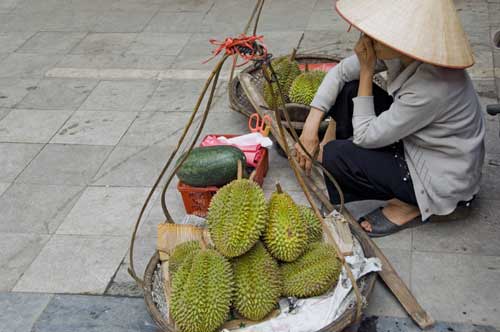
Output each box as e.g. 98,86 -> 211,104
322,81 -> 418,206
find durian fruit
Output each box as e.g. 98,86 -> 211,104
264,183 -> 308,262
298,205 -> 323,243
207,179 -> 268,258
170,249 -> 233,332
281,242 -> 342,298
288,70 -> 326,105
168,240 -> 201,276
232,242 -> 282,321
263,57 -> 301,109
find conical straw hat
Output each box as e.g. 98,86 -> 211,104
335,0 -> 474,68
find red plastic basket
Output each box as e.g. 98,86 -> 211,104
177,134 -> 269,217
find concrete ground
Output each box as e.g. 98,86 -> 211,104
0,0 -> 499,331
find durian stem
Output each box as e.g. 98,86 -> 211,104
262,62 -> 364,323
237,159 -> 243,180
275,182 -> 283,193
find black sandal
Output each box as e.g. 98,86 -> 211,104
358,208 -> 423,237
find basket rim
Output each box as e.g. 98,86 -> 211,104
142,228 -> 378,332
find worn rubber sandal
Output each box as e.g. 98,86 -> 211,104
358,208 -> 423,238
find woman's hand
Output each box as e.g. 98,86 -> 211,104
294,107 -> 323,175
354,34 -> 376,75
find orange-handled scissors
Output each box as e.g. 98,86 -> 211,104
248,113 -> 272,136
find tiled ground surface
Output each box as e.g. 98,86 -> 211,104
0,0 -> 499,331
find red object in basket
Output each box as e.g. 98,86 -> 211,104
177,134 -> 269,218
298,62 -> 338,72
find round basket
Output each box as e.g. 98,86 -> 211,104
142,227 -> 378,332
228,54 -> 341,131
228,53 -> 387,128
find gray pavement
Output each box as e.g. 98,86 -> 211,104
0,0 -> 499,331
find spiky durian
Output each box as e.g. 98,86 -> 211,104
298,205 -> 323,243
263,58 -> 301,109
232,242 -> 282,321
281,242 -> 341,298
171,249 -> 233,332
288,70 -> 326,105
207,179 -> 268,258
168,241 -> 201,277
264,184 -> 308,262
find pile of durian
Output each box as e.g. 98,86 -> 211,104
263,58 -> 326,108
167,179 -> 342,332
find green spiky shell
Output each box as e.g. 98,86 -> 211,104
281,242 -> 341,298
264,189 -> 308,262
298,205 -> 323,243
171,249 -> 233,332
232,242 -> 282,321
207,179 -> 268,258
168,241 -> 201,277
263,58 -> 301,109
288,70 -> 326,105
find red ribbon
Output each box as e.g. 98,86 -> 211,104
203,34 -> 268,67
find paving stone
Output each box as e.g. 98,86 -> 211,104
57,53 -> 175,70
258,1 -> 314,32
198,108 -> 249,135
0,233 -> 50,291
93,9 -> 157,33
105,260 -> 143,297
306,9 -> 351,32
143,79 -> 214,112
170,33 -> 220,69
480,154 -> 500,201
257,31 -> 306,57
112,0 -> 164,12
0,31 -> 35,52
0,142 -> 42,182
80,80 -> 158,111
0,292 -> 52,332
365,250 -> 411,318
51,111 -> 137,146
162,0 -> 214,12
473,79 -> 498,99
411,251 -> 500,327
119,111 -> 190,146
0,182 -> 10,196
145,188 -> 193,228
0,108 -> 10,120
0,183 -> 83,234
145,11 -> 207,33
57,186 -> 153,236
126,32 -> 191,56
16,144 -> 112,185
413,198 -> 500,256
41,9 -> 101,32
0,53 -> 62,78
31,295 -> 157,332
17,78 -> 98,110
92,145 -> 175,187
0,109 -> 72,143
70,33 -> 137,55
13,234 -> 129,294
17,32 -> 86,54
200,5 -> 253,33
0,78 -> 39,108
361,316 -> 499,332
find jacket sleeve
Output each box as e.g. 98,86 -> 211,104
311,55 -> 386,112
352,88 -> 441,149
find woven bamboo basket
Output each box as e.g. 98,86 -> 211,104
228,53 -> 387,128
142,225 -> 378,332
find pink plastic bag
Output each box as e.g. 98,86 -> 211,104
201,135 -> 264,167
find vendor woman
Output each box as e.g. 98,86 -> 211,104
295,0 -> 485,237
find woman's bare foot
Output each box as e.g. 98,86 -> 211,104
360,199 -> 420,232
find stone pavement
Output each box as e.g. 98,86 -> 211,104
0,0 -> 499,331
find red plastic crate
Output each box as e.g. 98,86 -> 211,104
177,134 -> 269,217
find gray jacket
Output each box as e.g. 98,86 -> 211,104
311,55 -> 485,219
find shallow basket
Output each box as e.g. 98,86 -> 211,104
228,53 -> 387,130
142,226 -> 378,332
